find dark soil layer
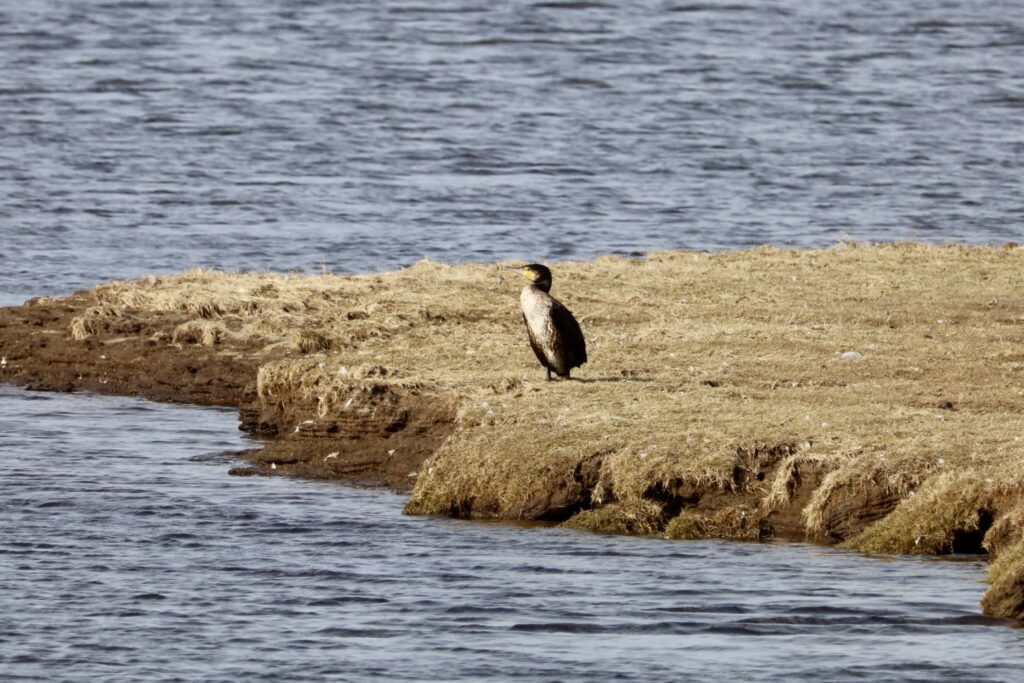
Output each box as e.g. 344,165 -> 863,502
0,293 -> 454,492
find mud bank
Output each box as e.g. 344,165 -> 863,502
0,291 -> 455,490
2,244 -> 1023,620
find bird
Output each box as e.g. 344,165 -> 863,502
515,263 -> 587,381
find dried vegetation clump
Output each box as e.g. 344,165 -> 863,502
78,244 -> 1024,618
172,320 -> 227,346
665,507 -> 766,541
291,330 -> 332,354
561,499 -> 665,535
70,304 -> 130,340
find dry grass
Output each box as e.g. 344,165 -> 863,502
291,330 -> 332,354
81,243 -> 1024,616
982,537 -> 1024,618
172,320 -> 226,346
561,499 -> 665,535
69,304 -> 124,340
255,356 -> 436,420
842,464 -> 1024,554
665,507 -> 764,541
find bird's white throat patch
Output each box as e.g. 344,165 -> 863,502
520,285 -> 558,364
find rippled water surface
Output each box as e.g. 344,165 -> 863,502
3,0 -> 1024,680
1,386 -> 1021,682
2,0 -> 1024,305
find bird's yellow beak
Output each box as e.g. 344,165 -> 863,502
521,267 -> 533,281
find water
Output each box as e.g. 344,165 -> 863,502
2,0 -> 1024,679
2,0 -> 1024,306
1,385 -> 1020,682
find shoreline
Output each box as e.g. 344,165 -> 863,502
2,243 -> 1023,620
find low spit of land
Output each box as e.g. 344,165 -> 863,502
2,243 -> 1023,620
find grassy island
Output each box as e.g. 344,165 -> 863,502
2,243 -> 1023,620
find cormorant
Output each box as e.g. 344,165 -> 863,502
516,263 -> 587,381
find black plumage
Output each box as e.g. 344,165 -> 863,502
517,264 -> 587,380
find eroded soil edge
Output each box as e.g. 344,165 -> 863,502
0,294 -> 455,491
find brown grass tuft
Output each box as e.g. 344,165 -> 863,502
984,500 -> 1024,557
69,305 -> 124,340
842,465 -> 1024,555
70,316 -> 96,341
291,330 -> 332,354
172,320 -> 226,346
666,506 -> 765,541
981,539 -> 1024,619
561,500 -> 665,535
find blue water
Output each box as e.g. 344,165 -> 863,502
1,386 -> 1020,682
2,0 -> 1023,306
2,0 -> 1024,679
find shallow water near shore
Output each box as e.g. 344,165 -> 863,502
1,385 -> 1021,682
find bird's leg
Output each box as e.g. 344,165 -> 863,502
546,367 -> 552,382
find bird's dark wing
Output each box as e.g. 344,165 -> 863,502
522,313 -> 552,369
551,301 -> 587,369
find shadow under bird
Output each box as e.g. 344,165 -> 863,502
514,263 -> 587,381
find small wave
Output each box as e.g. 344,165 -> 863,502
510,620 -> 706,634
307,596 -> 390,606
425,37 -> 564,47
829,50 -> 914,64
316,627 -> 401,638
2,31 -> 80,50
156,532 -> 199,541
387,5 -> 489,14
189,127 -> 246,137
510,621 -> 615,633
97,1 -> 164,8
558,77 -> 613,89
532,2 -> 618,9
900,20 -> 960,34
648,604 -> 752,614
667,3 -> 791,15
975,95 -> 1024,108
35,500 -> 75,509
89,78 -> 163,94
702,159 -> 751,172
131,592 -> 167,601
775,78 -> 832,91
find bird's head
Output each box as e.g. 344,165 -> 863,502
519,263 -> 552,293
